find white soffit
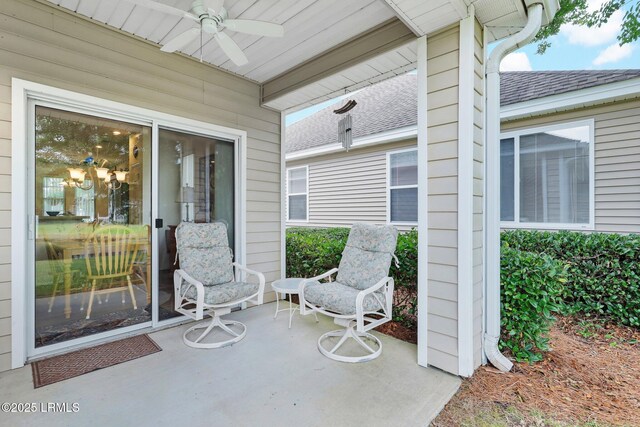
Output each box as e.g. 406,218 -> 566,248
265,40 -> 417,112
383,0 -> 535,41
45,0 -> 396,83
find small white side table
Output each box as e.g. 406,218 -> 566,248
271,278 -> 317,328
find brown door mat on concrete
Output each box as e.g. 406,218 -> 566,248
31,334 -> 161,388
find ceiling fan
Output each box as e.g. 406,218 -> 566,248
123,0 -> 285,66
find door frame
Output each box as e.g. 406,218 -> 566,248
11,78 -> 247,368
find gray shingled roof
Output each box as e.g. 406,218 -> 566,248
286,74 -> 417,154
286,70 -> 640,154
500,70 -> 640,106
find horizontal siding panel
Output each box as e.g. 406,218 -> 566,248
428,314 -> 457,338
428,280 -> 457,301
427,347 -> 459,376
427,330 -> 458,356
428,263 -> 458,282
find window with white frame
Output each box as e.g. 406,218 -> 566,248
388,149 -> 418,223
287,166 -> 308,221
42,177 -> 65,213
500,121 -> 593,228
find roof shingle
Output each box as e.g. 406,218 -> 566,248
286,70 -> 640,154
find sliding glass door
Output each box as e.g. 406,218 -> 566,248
155,128 -> 235,320
28,101 -> 237,356
33,105 -> 152,349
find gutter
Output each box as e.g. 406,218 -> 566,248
285,125 -> 417,161
484,2 -> 545,372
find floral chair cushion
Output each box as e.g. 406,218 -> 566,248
182,281 -> 260,305
336,223 -> 398,290
176,222 -> 234,286
304,281 -> 385,315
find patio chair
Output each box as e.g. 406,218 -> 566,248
300,222 -> 398,363
173,222 -> 265,348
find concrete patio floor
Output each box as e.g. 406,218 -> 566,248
0,303 -> 460,427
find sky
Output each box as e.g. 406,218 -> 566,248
500,0 -> 640,72
287,0 -> 639,125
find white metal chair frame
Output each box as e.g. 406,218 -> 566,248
174,262 -> 265,349
300,268 -> 395,363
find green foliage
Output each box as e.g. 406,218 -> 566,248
286,227 -> 418,327
500,246 -> 567,362
534,0 -> 640,54
502,230 -> 640,327
286,227 -> 640,363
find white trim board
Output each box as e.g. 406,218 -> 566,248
457,8 -> 476,378
11,78 -> 248,368
501,77 -> 640,121
285,125 -> 417,161
416,35 -> 428,368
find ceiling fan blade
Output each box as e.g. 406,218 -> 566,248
214,32 -> 248,66
121,0 -> 188,18
203,0 -> 224,14
160,28 -> 201,53
223,19 -> 284,37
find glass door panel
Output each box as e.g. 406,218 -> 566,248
34,106 -> 152,348
157,128 -> 235,320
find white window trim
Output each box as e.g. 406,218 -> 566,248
386,148 -> 419,226
500,118 -> 595,231
11,78 -> 248,368
286,165 -> 309,223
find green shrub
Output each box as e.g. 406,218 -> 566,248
502,230 -> 640,327
286,227 -> 418,327
500,246 -> 567,362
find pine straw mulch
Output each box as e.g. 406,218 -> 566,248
433,316 -> 640,426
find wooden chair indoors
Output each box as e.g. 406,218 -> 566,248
84,225 -> 140,319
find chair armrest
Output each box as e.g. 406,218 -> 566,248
232,262 -> 266,304
355,277 -> 395,332
174,269 -> 205,320
298,268 -> 339,315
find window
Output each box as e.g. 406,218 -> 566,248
287,166 -> 308,221
388,149 -> 418,223
42,177 -> 65,213
74,181 -> 95,219
500,121 -> 593,228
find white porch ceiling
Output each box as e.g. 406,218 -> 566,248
43,0 -> 544,112
45,0 -> 396,83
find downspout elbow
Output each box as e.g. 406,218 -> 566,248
486,4 -> 544,75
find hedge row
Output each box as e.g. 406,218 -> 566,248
500,246 -> 566,361
502,230 -> 640,327
286,227 -> 640,362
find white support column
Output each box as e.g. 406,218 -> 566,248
457,7 -> 476,377
416,35 -> 428,368
280,111 -> 287,283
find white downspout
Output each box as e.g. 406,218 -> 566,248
484,3 -> 544,372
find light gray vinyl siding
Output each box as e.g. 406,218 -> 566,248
286,139 -> 417,231
0,0 -> 281,372
426,25 -> 460,375
502,99 -> 640,234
